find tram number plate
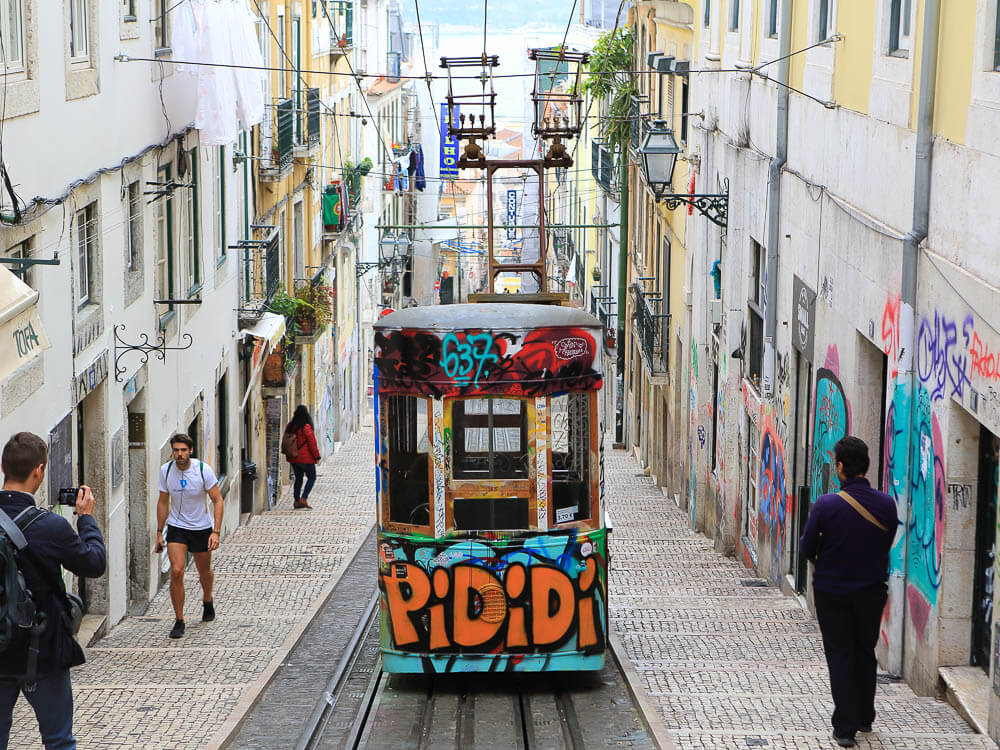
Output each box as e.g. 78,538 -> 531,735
555,506 -> 576,524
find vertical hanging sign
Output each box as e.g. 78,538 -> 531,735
439,103 -> 460,179
506,189 -> 517,240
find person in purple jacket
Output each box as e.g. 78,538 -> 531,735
800,435 -> 898,748
0,432 -> 106,750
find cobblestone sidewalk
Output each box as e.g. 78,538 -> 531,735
10,425 -> 376,750
605,447 -> 998,750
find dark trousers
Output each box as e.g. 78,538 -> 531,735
291,462 -> 316,500
0,670 -> 75,749
813,582 -> 887,737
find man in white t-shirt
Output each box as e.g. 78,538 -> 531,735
153,433 -> 224,639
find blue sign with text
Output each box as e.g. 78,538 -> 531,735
440,103 -> 460,178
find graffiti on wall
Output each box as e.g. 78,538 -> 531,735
882,295 -> 902,378
810,363 -> 850,502
759,413 -> 790,582
906,387 -> 945,640
374,326 -> 602,397
917,311 -> 973,403
378,529 -> 607,672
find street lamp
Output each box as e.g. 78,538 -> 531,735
638,120 -> 729,228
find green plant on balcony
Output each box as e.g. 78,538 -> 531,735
293,281 -> 334,337
343,157 -> 372,206
266,290 -> 305,372
581,26 -> 636,160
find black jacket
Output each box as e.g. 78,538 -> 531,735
0,490 -> 106,675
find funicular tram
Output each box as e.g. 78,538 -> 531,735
372,304 -> 608,673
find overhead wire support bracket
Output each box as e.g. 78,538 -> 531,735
113,324 -> 194,383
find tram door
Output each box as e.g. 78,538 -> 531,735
449,397 -> 535,530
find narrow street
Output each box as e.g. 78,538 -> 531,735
8,420 -> 991,749
605,451 -> 996,749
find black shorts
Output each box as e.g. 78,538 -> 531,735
165,525 -> 213,553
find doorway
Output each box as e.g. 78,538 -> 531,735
791,351 -> 812,594
127,392 -> 149,614
972,426 -> 999,670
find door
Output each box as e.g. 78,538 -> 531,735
972,426 -> 999,670
791,352 -> 812,594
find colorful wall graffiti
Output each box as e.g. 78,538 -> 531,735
759,414 -> 790,582
374,326 -> 603,397
810,363 -> 850,502
917,310 -> 973,404
377,529 -> 607,673
905,387 -> 946,640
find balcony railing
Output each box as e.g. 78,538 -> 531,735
632,283 -> 670,375
236,225 -> 282,321
591,286 -> 617,354
261,98 -> 294,179
329,0 -> 354,50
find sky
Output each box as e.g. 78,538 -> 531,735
412,0 -> 582,34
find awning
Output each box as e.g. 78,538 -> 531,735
0,267 -> 51,381
238,312 -> 286,410
238,311 -> 286,351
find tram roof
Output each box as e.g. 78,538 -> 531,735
375,303 -> 600,331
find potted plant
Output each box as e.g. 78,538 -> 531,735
293,281 -> 334,342
592,266 -> 602,282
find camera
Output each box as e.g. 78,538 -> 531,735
58,487 -> 80,506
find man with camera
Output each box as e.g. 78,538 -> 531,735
154,433 -> 223,639
0,432 -> 106,750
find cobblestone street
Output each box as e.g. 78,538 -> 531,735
10,425 -> 376,750
605,448 -> 997,749
10,425 -> 998,749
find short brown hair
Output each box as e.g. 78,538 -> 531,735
169,433 -> 194,449
2,432 -> 48,482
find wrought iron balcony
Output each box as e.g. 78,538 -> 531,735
302,88 -> 321,148
260,98 -> 294,180
328,0 -> 353,51
591,286 -> 617,354
236,225 -> 282,321
632,283 -> 670,375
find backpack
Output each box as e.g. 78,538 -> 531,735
281,429 -> 300,462
0,506 -> 48,691
164,458 -> 205,484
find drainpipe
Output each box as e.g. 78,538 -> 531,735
888,0 -> 941,678
616,155 -> 629,445
762,0 -> 793,397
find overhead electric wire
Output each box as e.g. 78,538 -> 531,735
529,0 -> 579,162
412,0 -> 442,124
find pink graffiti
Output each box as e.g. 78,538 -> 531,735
907,583 -> 932,642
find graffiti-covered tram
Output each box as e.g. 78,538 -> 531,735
373,303 -> 608,673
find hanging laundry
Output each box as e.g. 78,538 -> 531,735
413,144 -> 426,191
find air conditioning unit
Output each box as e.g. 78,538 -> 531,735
710,299 -> 723,326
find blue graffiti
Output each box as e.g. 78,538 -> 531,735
441,332 -> 500,388
916,311 -> 974,403
907,387 -> 945,603
810,368 -> 849,502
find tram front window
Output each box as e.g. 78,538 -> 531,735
452,398 -> 529,479
551,393 -> 591,523
385,395 -> 430,526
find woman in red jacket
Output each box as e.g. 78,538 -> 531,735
284,405 -> 321,509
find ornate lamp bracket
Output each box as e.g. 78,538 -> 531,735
113,324 -> 193,382
656,178 -> 730,229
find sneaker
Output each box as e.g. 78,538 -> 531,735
202,600 -> 215,622
832,731 -> 856,747
293,499 -> 312,509
858,725 -> 873,733
169,619 -> 185,639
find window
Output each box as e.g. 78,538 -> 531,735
154,0 -> 170,51
277,14 -> 286,98
889,0 -> 913,56
155,164 -> 173,301
383,395 -> 430,526
69,0 -> 89,61
704,0 -> 711,28
2,0 -> 24,73
6,238 -> 30,284
747,239 -> 765,386
124,0 -> 136,20
745,421 -> 760,542
452,398 -> 528,479
75,203 -> 95,306
214,147 -> 225,265
550,393 -> 592,524
293,200 -> 304,280
183,148 -> 199,293
126,181 -> 141,272
994,4 -> 1000,70
817,0 -> 832,41
768,0 -> 779,38
216,374 -> 228,480
680,79 -> 689,143
730,0 -> 740,31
